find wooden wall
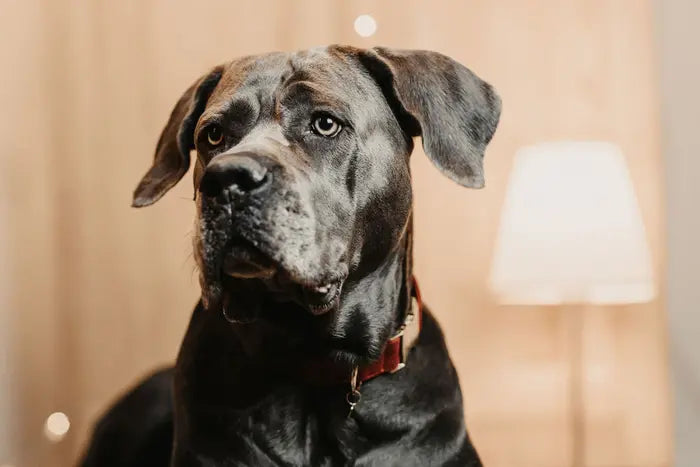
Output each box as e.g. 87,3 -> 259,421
0,1 -> 670,465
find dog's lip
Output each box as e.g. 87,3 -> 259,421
217,235 -> 348,315
302,280 -> 343,316
222,240 -> 277,280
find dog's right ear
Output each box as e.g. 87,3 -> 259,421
132,66 -> 224,207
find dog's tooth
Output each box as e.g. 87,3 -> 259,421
315,285 -> 329,294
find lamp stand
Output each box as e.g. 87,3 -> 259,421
565,304 -> 586,467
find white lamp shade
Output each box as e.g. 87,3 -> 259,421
489,142 -> 655,305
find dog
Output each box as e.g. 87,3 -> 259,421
79,45 -> 501,467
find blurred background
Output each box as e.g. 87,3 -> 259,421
0,0 -> 697,466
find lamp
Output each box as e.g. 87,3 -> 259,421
489,141 -> 655,466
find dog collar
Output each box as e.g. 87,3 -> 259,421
344,277 -> 422,414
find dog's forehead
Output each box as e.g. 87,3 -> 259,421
205,47 -> 372,112
287,46 -> 361,83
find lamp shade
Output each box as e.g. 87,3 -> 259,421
489,142 -> 655,305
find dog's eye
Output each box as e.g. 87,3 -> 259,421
311,115 -> 342,138
206,125 -> 224,146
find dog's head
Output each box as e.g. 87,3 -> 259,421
133,46 -> 500,358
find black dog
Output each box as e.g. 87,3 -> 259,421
80,46 -> 501,466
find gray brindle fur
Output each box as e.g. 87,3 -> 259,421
80,45 -> 501,467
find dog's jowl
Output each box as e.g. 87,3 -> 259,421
80,46 -> 501,467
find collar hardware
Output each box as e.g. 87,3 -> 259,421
390,294 -> 420,374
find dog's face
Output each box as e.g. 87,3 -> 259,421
133,46 -> 500,347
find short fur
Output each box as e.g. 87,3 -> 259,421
80,45 -> 501,467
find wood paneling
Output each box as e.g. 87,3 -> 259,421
0,1 -> 670,466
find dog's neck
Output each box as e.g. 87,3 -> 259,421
178,227 -> 413,392
230,232 -> 411,369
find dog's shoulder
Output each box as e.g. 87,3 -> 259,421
78,367 -> 174,467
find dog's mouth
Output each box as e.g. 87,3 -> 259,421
220,238 -> 344,316
222,241 -> 277,280
301,280 -> 343,315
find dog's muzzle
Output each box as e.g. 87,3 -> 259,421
197,150 -> 280,280
196,148 -> 344,315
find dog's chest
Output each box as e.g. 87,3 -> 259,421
179,386 -> 399,466
173,307 -> 476,466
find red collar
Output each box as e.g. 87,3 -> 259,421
300,277 -> 423,386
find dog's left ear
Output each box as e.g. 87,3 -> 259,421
132,66 -> 224,207
358,48 -> 501,188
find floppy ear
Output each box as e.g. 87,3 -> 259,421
358,48 -> 501,188
132,66 -> 224,207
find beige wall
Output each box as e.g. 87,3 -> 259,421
655,1 -> 700,466
0,1 -> 671,466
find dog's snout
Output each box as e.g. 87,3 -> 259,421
199,153 -> 271,198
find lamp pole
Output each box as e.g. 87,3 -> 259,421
566,305 -> 586,467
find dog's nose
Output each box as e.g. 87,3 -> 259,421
199,154 -> 271,198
